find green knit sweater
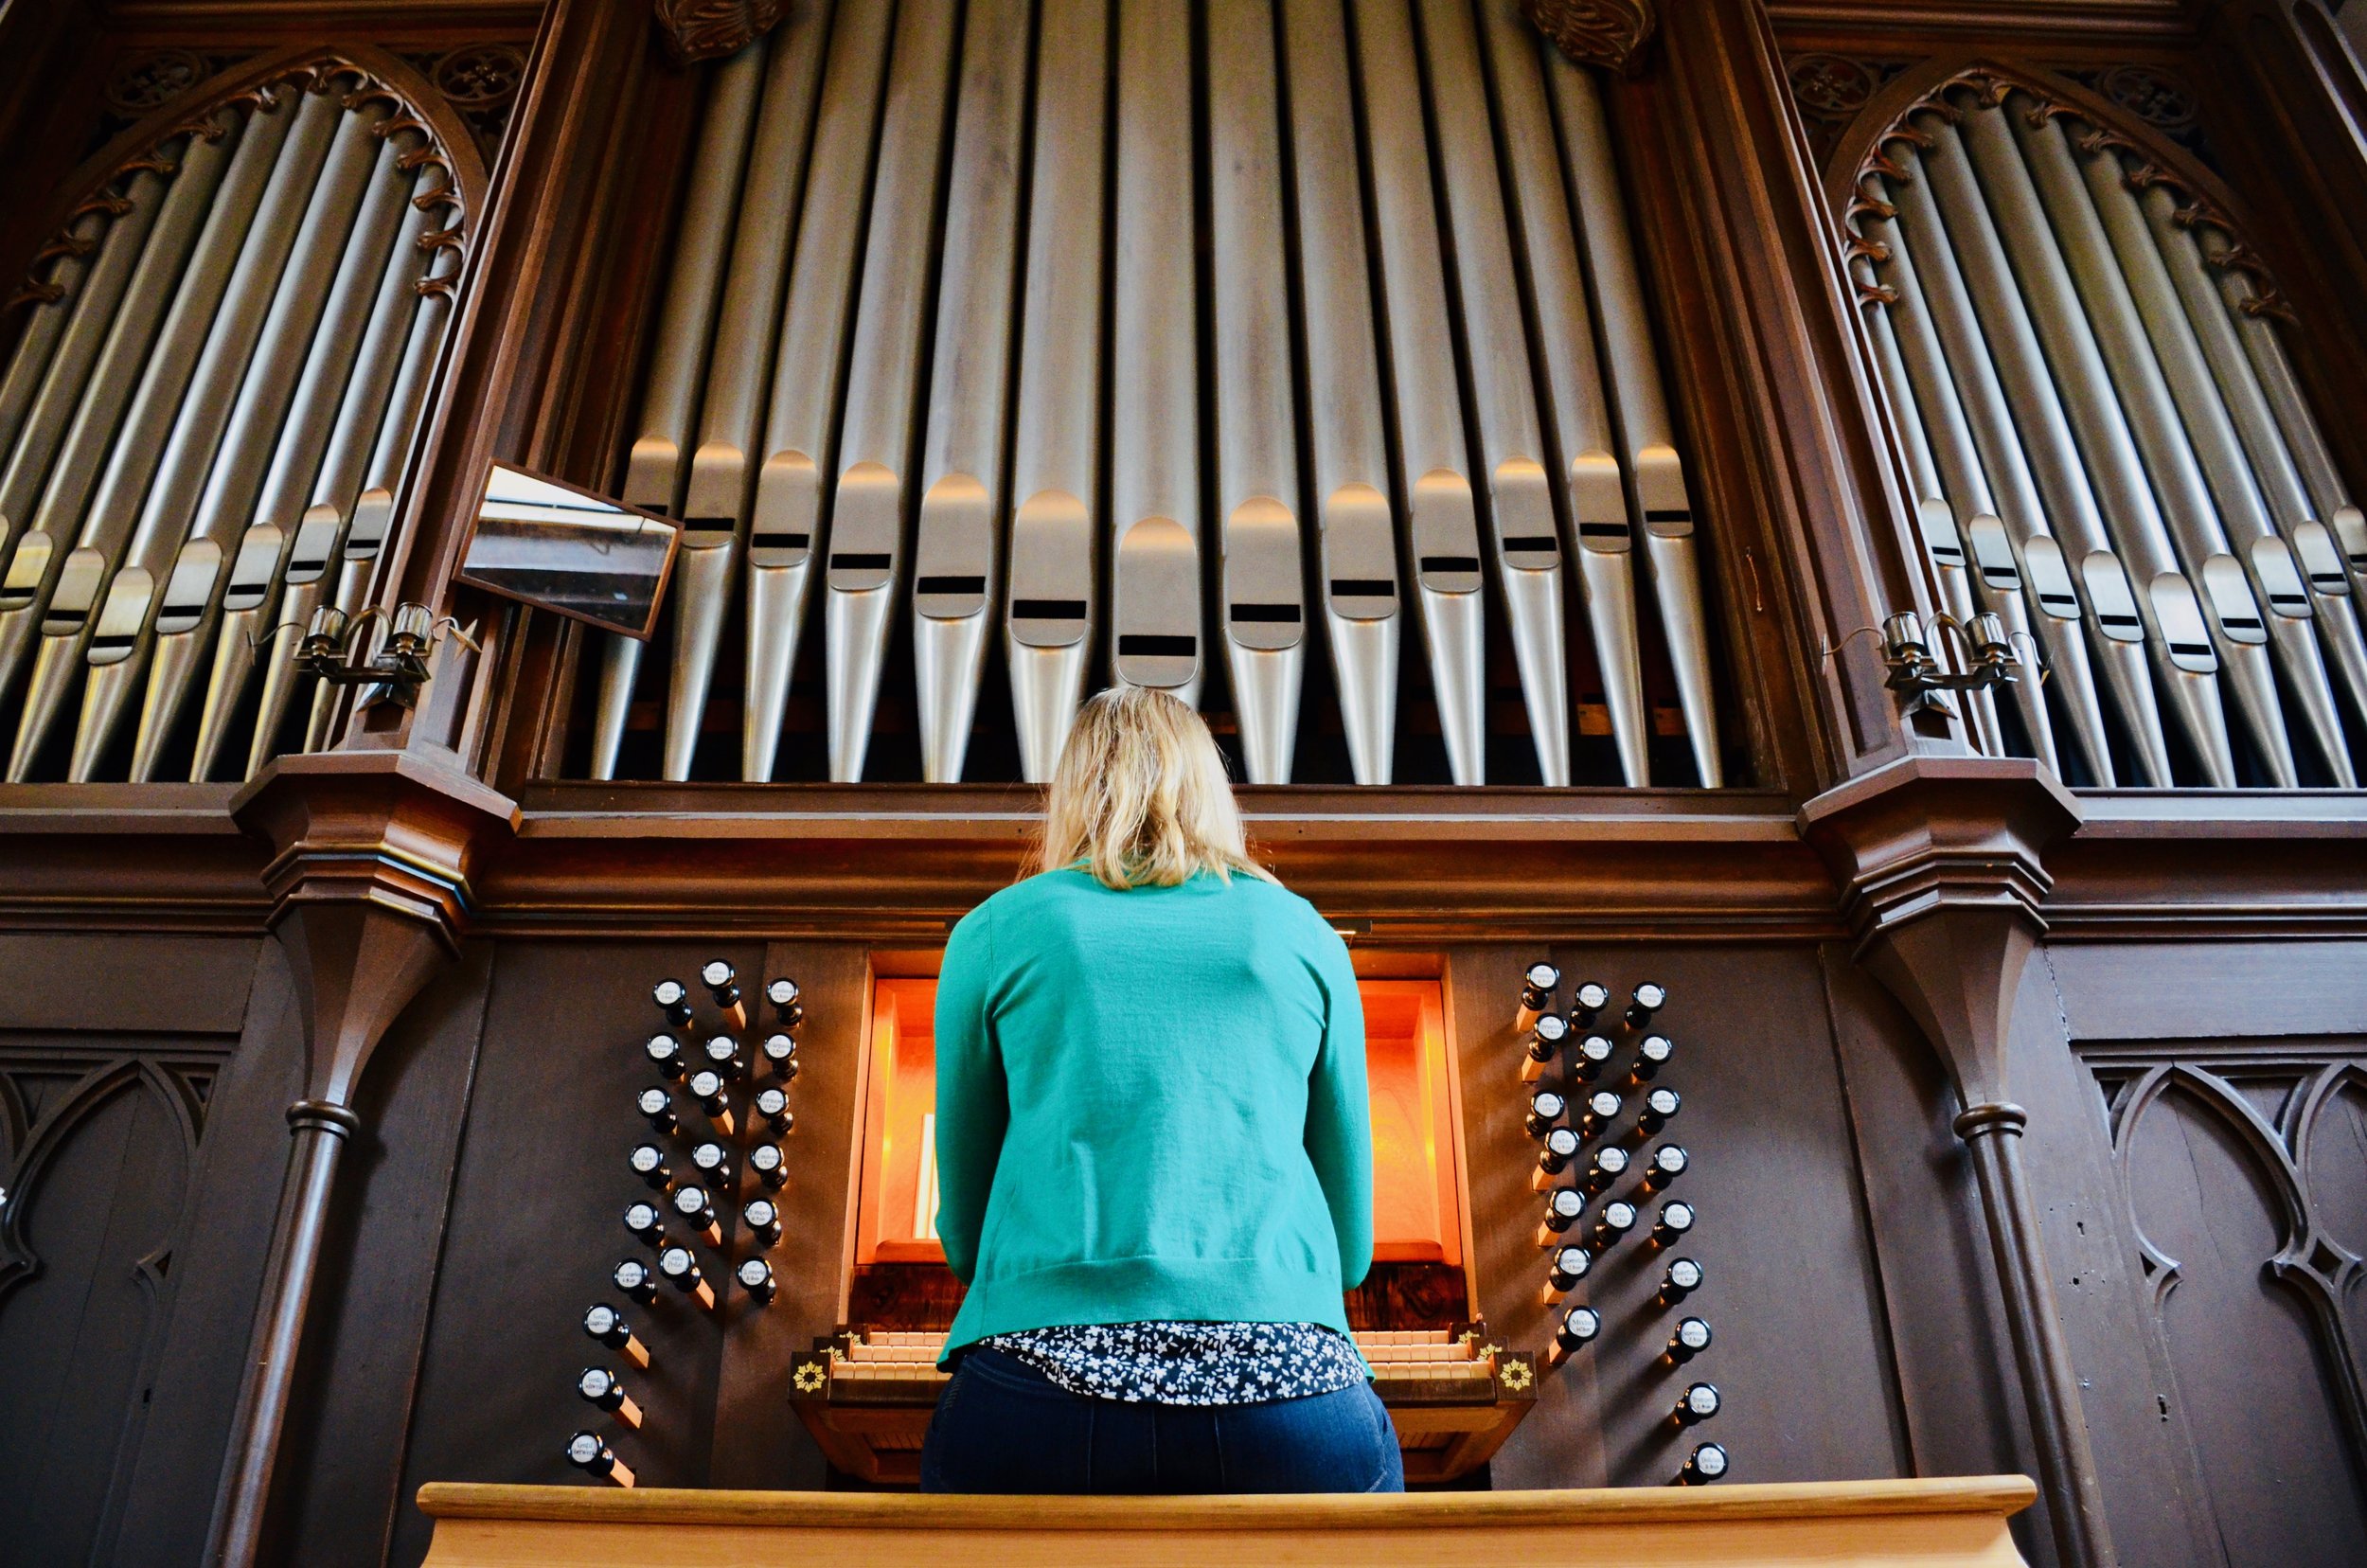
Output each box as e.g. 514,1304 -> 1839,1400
933,866 -> 1372,1364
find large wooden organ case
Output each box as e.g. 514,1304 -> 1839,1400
3,0 -> 2366,1565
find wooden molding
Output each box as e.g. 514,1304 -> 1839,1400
1520,0 -> 1659,75
1799,755 -> 2081,1102
650,0 -> 781,63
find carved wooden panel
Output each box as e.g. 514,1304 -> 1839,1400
0,1034 -> 231,1565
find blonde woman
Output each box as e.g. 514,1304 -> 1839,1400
921,686 -> 1397,1493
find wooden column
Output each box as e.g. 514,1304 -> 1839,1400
203,752 -> 517,1568
1801,755 -> 2111,1568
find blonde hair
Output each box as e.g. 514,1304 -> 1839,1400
1038,686 -> 1275,889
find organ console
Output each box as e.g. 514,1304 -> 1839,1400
611,1259 -> 659,1308
1533,1126 -> 1580,1186
688,1070 -> 736,1133
1590,1200 -> 1639,1252
1665,1316 -> 1713,1366
658,1243 -> 716,1310
702,1035 -> 745,1080
766,976 -> 803,1027
1624,983 -> 1667,1029
1576,1090 -> 1621,1141
582,1303 -> 650,1368
622,1201 -> 665,1247
634,1087 -> 679,1136
1516,961 -> 1558,1031
742,1197 -> 783,1249
1642,1144 -> 1688,1192
759,1033 -> 799,1078
1524,1089 -> 1566,1139
689,1141 -> 733,1185
1571,1032 -> 1614,1082
1582,1145 -> 1629,1195
651,978 -> 695,1028
1659,1257 -> 1704,1307
1651,1200 -> 1697,1248
748,1140 -> 788,1189
577,1366 -> 644,1429
1673,1381 -> 1722,1427
565,1431 -> 634,1488
1537,1185 -> 1586,1245
1549,1304 -> 1601,1365
736,1256 -> 778,1304
1635,1086 -> 1682,1136
1570,980 -> 1611,1029
1522,1012 -> 1568,1080
644,1033 -> 686,1079
1628,1034 -> 1674,1082
1680,1442 -> 1730,1486
754,1086 -> 793,1134
628,1143 -> 672,1191
670,1184 -> 720,1244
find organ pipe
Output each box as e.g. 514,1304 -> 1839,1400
1003,0 -> 1105,781
1356,0 -> 1487,783
1279,0 -> 1400,786
824,0 -> 961,782
1545,56 -> 1723,787
1898,127 -> 2176,785
0,212 -> 110,464
743,1 -> 897,782
1418,0 -> 1569,786
1109,0 -> 1202,704
1208,0 -> 1306,784
9,88 -> 316,781
1479,0 -> 1647,785
910,0 -> 1028,783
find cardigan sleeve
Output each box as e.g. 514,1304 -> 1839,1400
1302,920 -> 1374,1289
932,899 -> 1006,1286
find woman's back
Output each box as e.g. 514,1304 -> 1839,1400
933,867 -> 1372,1353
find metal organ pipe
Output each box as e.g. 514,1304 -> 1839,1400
1110,0 -> 1203,705
1004,0 -> 1107,781
1479,0 -> 1647,785
1355,0 -> 1487,783
1279,0 -> 1402,786
744,2 -> 897,782
1417,0 -> 1569,786
910,0 -> 1030,783
2003,102 -> 2294,785
1209,0 -> 1306,784
825,0 -> 962,782
1947,102 -> 2237,786
1897,126 -> 2176,786
1544,56 -> 1723,786
0,211 -> 111,469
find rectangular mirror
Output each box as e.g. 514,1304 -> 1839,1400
454,461 -> 680,639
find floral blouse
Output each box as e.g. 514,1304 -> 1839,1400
979,1320 -> 1368,1405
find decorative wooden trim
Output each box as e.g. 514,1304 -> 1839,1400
651,0 -> 783,64
1519,0 -> 1660,76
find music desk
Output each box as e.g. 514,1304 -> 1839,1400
417,1474 -> 2035,1566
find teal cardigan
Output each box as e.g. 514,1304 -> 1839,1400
932,866 -> 1373,1363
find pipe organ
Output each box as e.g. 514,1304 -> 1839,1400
590,0 -> 1726,787
1849,70 -> 2367,789
0,55 -> 472,785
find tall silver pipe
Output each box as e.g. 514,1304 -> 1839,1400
62,88 -> 367,783
193,158 -> 436,780
2004,102 -> 2295,785
1857,176 -> 2070,775
1418,0 -> 1568,785
1544,56 -> 1721,787
1209,0 -> 1305,784
676,9 -> 833,779
0,211 -> 109,463
1357,0 -> 1486,783
1004,0 -> 1105,781
275,204 -> 458,770
912,0 -> 1029,783
824,0 -> 961,783
9,89 -> 314,781
2193,225 -> 2367,602
1110,0 -> 1202,704
2063,129 -> 2354,783
2141,184 -> 2367,770
0,114 -> 242,717
744,0 -> 898,781
1478,0 -> 1645,783
2,172 -> 169,576
1279,0 -> 1400,786
122,105 -> 405,782
1899,129 -> 2174,784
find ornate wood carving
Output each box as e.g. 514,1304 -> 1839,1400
1520,0 -> 1659,75
652,0 -> 783,64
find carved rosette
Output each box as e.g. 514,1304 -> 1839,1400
1519,0 -> 1658,78
654,0 -> 785,65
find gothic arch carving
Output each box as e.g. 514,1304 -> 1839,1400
0,1057 -> 199,1306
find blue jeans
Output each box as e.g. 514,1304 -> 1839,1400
919,1347 -> 1407,1494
